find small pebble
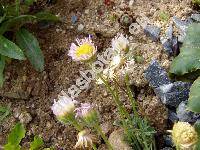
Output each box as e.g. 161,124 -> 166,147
77,24 -> 84,31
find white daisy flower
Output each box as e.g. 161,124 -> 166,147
51,91 -> 76,118
68,35 -> 97,62
111,33 -> 129,52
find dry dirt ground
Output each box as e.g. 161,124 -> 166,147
0,0 -> 194,149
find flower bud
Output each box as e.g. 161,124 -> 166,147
172,122 -> 198,149
51,92 -> 76,123
75,103 -> 99,126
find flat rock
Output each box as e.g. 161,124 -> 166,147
144,60 -> 171,88
173,16 -> 192,32
144,25 -> 161,41
168,111 -> 179,123
177,101 -> 199,123
191,14 -> 200,22
154,81 -> 191,107
109,129 -> 132,150
163,135 -> 173,147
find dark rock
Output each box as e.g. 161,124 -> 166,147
161,25 -> 179,56
144,25 -> 161,41
144,60 -> 171,88
177,101 -> 200,123
172,37 -> 179,55
161,37 -> 173,56
191,14 -> 200,22
163,135 -> 173,147
168,111 -> 179,123
154,81 -> 191,107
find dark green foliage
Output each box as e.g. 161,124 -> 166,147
0,1 -> 60,87
16,28 -> 44,72
170,23 -> 200,113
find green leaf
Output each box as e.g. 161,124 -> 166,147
30,135 -> 44,150
4,143 -> 21,150
16,28 -> 44,72
0,35 -> 25,60
0,105 -> 10,123
24,0 -> 37,6
35,12 -> 60,22
170,23 -> 200,75
188,77 -> 200,112
6,123 -> 26,145
194,120 -> 200,136
0,15 -> 37,35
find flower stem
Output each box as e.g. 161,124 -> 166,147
94,124 -> 113,150
99,75 -> 130,120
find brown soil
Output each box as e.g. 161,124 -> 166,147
0,0 -> 193,149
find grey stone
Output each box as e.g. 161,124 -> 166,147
144,25 -> 161,41
163,135 -> 173,147
177,101 -> 199,123
161,37 -> 173,56
154,81 -> 191,107
173,16 -> 193,43
191,14 -> 200,22
144,60 -> 171,88
173,16 -> 192,32
166,25 -> 173,39
168,111 -> 179,123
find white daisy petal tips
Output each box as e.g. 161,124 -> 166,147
68,35 -> 97,62
112,33 -> 129,52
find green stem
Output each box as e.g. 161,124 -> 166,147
99,75 -> 130,120
94,124 -> 113,150
15,0 -> 20,16
125,74 -> 138,118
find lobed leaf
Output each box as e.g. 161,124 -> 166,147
16,28 -> 44,72
170,23 -> 200,75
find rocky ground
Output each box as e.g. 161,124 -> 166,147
0,0 -> 199,149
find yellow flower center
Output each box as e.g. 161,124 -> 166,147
75,43 -> 94,57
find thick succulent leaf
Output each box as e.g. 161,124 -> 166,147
0,35 -> 25,60
0,15 -> 37,35
188,77 -> 200,112
170,23 -> 200,75
7,123 -> 26,145
30,135 -> 44,150
16,28 -> 44,72
35,12 -> 60,22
